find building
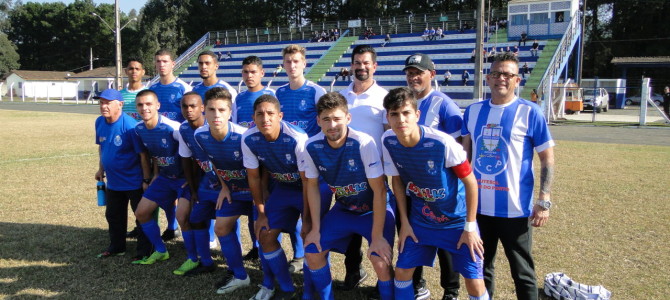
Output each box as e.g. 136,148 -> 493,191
507,0 -> 579,40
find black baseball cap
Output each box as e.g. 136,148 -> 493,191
403,53 -> 435,72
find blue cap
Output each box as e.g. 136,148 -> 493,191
94,89 -> 123,101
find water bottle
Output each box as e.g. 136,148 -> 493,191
97,181 -> 106,206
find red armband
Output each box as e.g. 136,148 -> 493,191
451,160 -> 472,179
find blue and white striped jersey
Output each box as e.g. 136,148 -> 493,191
275,81 -> 326,137
149,78 -> 192,123
234,87 -> 276,128
135,116 -> 191,179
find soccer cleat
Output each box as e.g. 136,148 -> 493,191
272,289 -> 297,300
96,251 -> 125,258
243,248 -> 260,262
216,275 -> 251,294
126,227 -> 139,238
287,257 -> 304,273
336,268 -> 368,291
185,263 -> 217,276
173,259 -> 199,275
414,286 -> 430,300
131,255 -> 148,264
161,229 -> 180,241
138,251 -> 170,265
248,284 -> 274,300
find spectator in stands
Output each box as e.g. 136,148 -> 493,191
422,27 -> 430,40
531,40 -> 540,57
381,33 -> 391,47
329,29 -> 336,41
531,89 -> 539,103
522,62 -> 530,79
442,69 -> 452,86
225,51 -> 232,60
321,30 -> 328,42
436,27 -> 444,39
334,28 -> 340,40
343,68 -> 351,81
505,46 -> 511,54
462,70 -> 470,86
273,64 -> 283,77
428,27 -> 436,40
215,39 -> 221,46
663,86 -> 670,120
487,47 -> 496,63
471,49 -> 476,63
513,45 -> 520,56
519,31 -> 528,47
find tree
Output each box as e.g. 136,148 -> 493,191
0,32 -> 19,76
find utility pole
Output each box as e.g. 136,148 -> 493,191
90,48 -> 94,70
577,0 -> 586,86
114,0 -> 122,90
473,0 -> 485,101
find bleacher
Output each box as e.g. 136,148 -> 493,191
176,29 -> 546,108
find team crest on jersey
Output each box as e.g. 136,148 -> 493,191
161,138 -> 169,148
407,181 -> 445,202
298,99 -> 308,111
113,135 -> 123,147
426,160 -> 437,175
285,153 -> 294,164
474,124 -> 509,176
233,151 -> 241,161
347,159 -> 358,172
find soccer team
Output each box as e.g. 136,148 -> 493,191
94,43 -> 555,300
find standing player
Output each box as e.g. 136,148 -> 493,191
275,44 -> 326,137
94,89 -> 151,260
192,50 -> 238,103
149,49 -> 192,240
242,95 -> 331,300
303,93 -> 395,300
461,53 -> 555,300
132,90 -> 195,271
192,88 -> 253,292
120,57 -> 147,121
233,55 -> 276,261
404,53 -> 465,299
337,44 -> 389,291
275,44 -> 325,273
381,87 -> 489,300
150,49 -> 193,123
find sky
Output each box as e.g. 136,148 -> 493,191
26,0 -> 147,14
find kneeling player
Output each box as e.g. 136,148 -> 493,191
191,88 -> 252,292
381,88 -> 490,300
242,95 -> 332,300
303,93 -> 395,300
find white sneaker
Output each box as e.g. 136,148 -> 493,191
216,275 -> 250,294
249,284 -> 274,300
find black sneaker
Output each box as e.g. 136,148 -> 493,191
243,247 -> 260,262
185,263 -> 217,276
367,284 -> 380,300
126,227 -> 139,239
414,286 -> 430,300
335,268 -> 368,291
441,294 -> 458,300
161,229 -> 180,241
214,269 -> 235,288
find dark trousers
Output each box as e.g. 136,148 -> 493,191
343,234 -> 363,274
106,188 -> 152,256
477,214 -> 538,300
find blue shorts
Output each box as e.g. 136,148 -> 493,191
190,188 -> 254,223
396,224 -> 483,279
305,203 -> 395,255
143,176 -> 190,210
265,182 -> 331,233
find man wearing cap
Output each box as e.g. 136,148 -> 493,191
94,89 -> 152,260
403,53 -> 465,300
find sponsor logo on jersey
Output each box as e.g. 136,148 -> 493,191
421,204 -> 450,223
287,120 -> 308,130
423,141 -> 434,148
270,172 -> 300,183
314,144 -> 324,149
216,168 -> 246,181
368,161 -> 379,168
330,182 -> 368,197
318,165 -> 327,172
155,156 -> 176,166
407,181 -> 445,202
197,159 -> 213,172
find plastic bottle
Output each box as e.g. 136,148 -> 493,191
97,181 -> 106,206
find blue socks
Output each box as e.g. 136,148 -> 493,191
219,231 -> 247,279
194,229 -> 213,266
394,279 -> 414,300
309,264 -> 333,300
258,245 -> 274,289
263,248 -> 295,292
378,280 -> 394,300
302,260 -> 314,300
291,219 -> 304,259
181,230 -> 197,261
141,220 -> 166,253
469,291 -> 490,300
208,219 -> 216,243
166,205 -> 178,231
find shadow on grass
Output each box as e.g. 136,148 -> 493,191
0,222 -> 378,299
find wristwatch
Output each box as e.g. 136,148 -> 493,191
537,199 -> 552,210
143,178 -> 151,184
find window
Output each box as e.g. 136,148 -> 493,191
511,14 -> 527,26
530,13 -> 549,25
555,11 -> 565,23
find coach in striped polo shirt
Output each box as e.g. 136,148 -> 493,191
461,52 -> 555,300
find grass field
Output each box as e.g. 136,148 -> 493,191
0,109 -> 668,299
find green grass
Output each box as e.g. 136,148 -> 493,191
0,109 -> 668,299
